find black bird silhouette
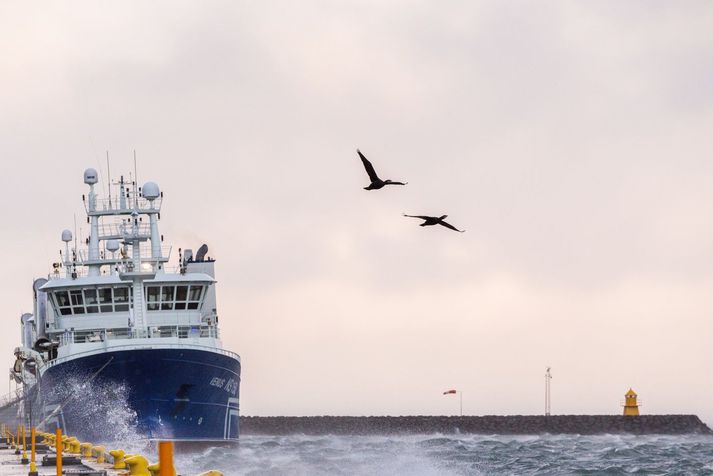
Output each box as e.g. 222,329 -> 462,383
403,214 -> 465,233
357,149 -> 407,190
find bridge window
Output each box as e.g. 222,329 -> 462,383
70,290 -> 84,314
146,286 -> 160,311
175,285 -> 188,309
84,289 -> 99,313
114,287 -> 129,312
145,284 -> 205,311
55,291 -> 72,315
98,288 -> 113,312
161,286 -> 174,310
51,286 -> 132,315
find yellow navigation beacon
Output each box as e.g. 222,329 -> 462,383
623,388 -> 640,416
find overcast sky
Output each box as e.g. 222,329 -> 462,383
2,1 -> 713,422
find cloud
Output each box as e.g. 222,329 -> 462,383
1,0 -> 712,418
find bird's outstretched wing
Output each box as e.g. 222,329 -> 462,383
357,149 -> 380,182
403,214 -> 433,220
438,220 -> 465,233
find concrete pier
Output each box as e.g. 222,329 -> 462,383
0,442 -> 121,476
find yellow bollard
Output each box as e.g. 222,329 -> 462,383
149,461 -> 177,476
80,442 -> 93,458
68,437 -> 82,454
124,454 -> 151,476
148,462 -> 160,476
110,449 -> 127,470
29,427 -> 38,476
55,428 -> 62,476
158,441 -> 176,476
92,445 -> 106,463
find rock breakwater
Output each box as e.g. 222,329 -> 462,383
240,415 -> 711,435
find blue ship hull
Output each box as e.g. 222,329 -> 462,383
38,347 -> 240,442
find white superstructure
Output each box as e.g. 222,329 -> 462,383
12,168 -> 236,383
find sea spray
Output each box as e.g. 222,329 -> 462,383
170,434 -> 713,476
42,376 -> 141,443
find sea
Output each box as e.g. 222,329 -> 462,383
159,433 -> 713,475
37,382 -> 713,475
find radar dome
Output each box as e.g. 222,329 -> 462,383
83,168 -> 99,185
61,229 -> 73,242
142,181 -> 160,200
106,239 -> 120,252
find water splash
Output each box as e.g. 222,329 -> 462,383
43,376 -> 142,444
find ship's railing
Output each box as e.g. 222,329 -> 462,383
47,243 -> 173,279
48,265 -> 90,279
77,243 -> 172,263
87,196 -> 163,214
96,221 -> 152,239
57,325 -> 220,346
42,341 -> 240,371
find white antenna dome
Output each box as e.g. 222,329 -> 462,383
142,181 -> 160,200
61,229 -> 73,242
106,239 -> 120,252
84,168 -> 99,185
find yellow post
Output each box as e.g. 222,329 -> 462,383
158,441 -> 175,476
29,427 -> 38,476
21,425 -> 29,464
623,388 -> 640,416
55,428 -> 62,476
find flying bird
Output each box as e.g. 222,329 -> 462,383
403,214 -> 465,233
357,149 -> 407,190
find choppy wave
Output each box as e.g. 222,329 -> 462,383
170,433 -> 713,476
38,380 -> 713,475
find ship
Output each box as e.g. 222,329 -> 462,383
0,167 -> 241,442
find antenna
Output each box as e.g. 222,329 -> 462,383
133,149 -> 139,208
98,156 -> 107,203
73,214 -> 78,256
106,150 -> 112,208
